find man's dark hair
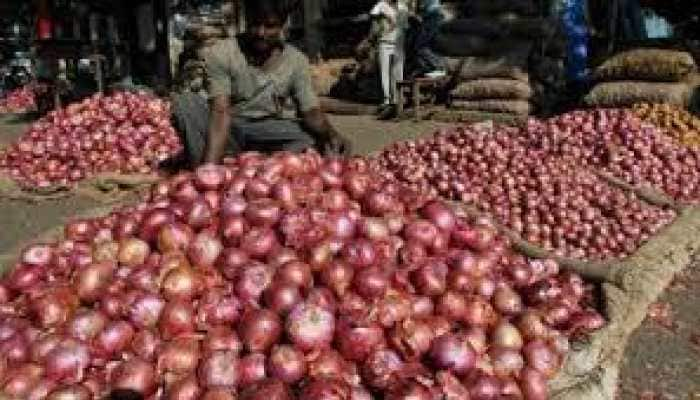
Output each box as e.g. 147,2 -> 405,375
245,0 -> 291,24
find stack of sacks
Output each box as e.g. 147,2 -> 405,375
585,48 -> 698,107
434,1 -> 541,117
447,75 -> 533,116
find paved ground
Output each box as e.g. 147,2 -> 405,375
1,112 -> 699,398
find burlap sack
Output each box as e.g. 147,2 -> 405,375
445,56 -> 530,82
451,78 -> 533,100
450,99 -> 532,115
310,59 -> 354,96
434,33 -> 533,58
585,81 -> 692,107
594,49 -> 697,82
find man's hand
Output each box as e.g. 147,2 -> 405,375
302,108 -> 351,156
203,96 -> 232,165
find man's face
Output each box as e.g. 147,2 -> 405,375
248,15 -> 284,54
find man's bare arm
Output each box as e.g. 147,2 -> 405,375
203,96 -> 232,164
302,108 -> 351,155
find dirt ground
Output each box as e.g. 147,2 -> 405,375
0,113 -> 699,399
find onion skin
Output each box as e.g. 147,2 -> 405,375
428,334 -> 476,376
239,309 -> 282,353
238,353 -> 268,386
286,302 -> 336,352
112,358 -> 157,396
198,350 -> 239,389
267,345 -> 306,384
521,367 -> 548,400
158,337 -> 200,375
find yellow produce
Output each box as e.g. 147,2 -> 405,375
633,103 -> 700,148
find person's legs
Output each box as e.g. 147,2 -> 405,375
171,92 -> 241,165
171,92 -> 209,166
237,119 -> 315,153
378,43 -> 396,105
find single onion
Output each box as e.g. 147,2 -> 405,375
158,300 -> 195,339
492,321 -> 524,349
112,358 -> 157,396
198,350 -> 239,388
188,232 -> 223,267
158,337 -> 200,375
239,309 -> 282,353
267,345 -> 306,384
238,353 -> 267,386
286,302 -> 336,351
428,334 -> 476,376
523,340 -> 560,378
264,282 -> 303,315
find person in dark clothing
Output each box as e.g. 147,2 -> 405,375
172,0 -> 350,166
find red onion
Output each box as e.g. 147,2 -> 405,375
128,292 -> 165,329
411,260 -> 448,296
162,266 -> 202,301
336,320 -> 386,362
198,350 -> 239,388
166,375 -> 202,400
66,309 -> 107,341
188,232 -> 223,267
268,345 -> 306,384
342,239 -> 377,268
353,266 -> 390,299
275,260 -> 313,289
238,353 -> 268,386
45,339 -> 91,383
520,367 -> 548,400
158,300 -> 195,339
469,375 -> 501,400
264,282 -> 303,314
490,347 -> 525,378
523,340 -> 561,378
239,379 -> 292,400
239,309 -> 282,353
112,358 -> 157,396
286,302 -> 336,351
389,318 -> 434,360
118,238 -> 150,267
158,223 -> 194,253
235,263 -> 275,304
362,349 -> 404,390
403,220 -> 439,247
428,333 -> 476,376
197,292 -> 242,327
94,320 -> 134,357
158,337 -> 200,375
301,378 -> 351,400
75,262 -> 115,303
240,227 -> 278,259
46,384 -> 92,400
21,244 -> 54,266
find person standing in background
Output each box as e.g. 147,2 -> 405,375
370,0 -> 410,120
412,0 -> 445,77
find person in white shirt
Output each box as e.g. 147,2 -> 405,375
370,0 -> 409,119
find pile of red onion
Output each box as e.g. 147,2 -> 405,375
0,151 -> 603,399
373,124 -> 676,260
524,108 -> 700,202
0,85 -> 36,114
0,91 -> 182,188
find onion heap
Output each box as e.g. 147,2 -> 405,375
525,108 -> 700,202
632,103 -> 700,149
0,91 -> 182,188
0,86 -> 36,114
374,126 -> 675,260
0,151 -> 603,399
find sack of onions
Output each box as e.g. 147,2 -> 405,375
372,112 -> 678,260
0,91 -> 182,191
0,151 -> 604,399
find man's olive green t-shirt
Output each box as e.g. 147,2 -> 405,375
202,37 -> 320,120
